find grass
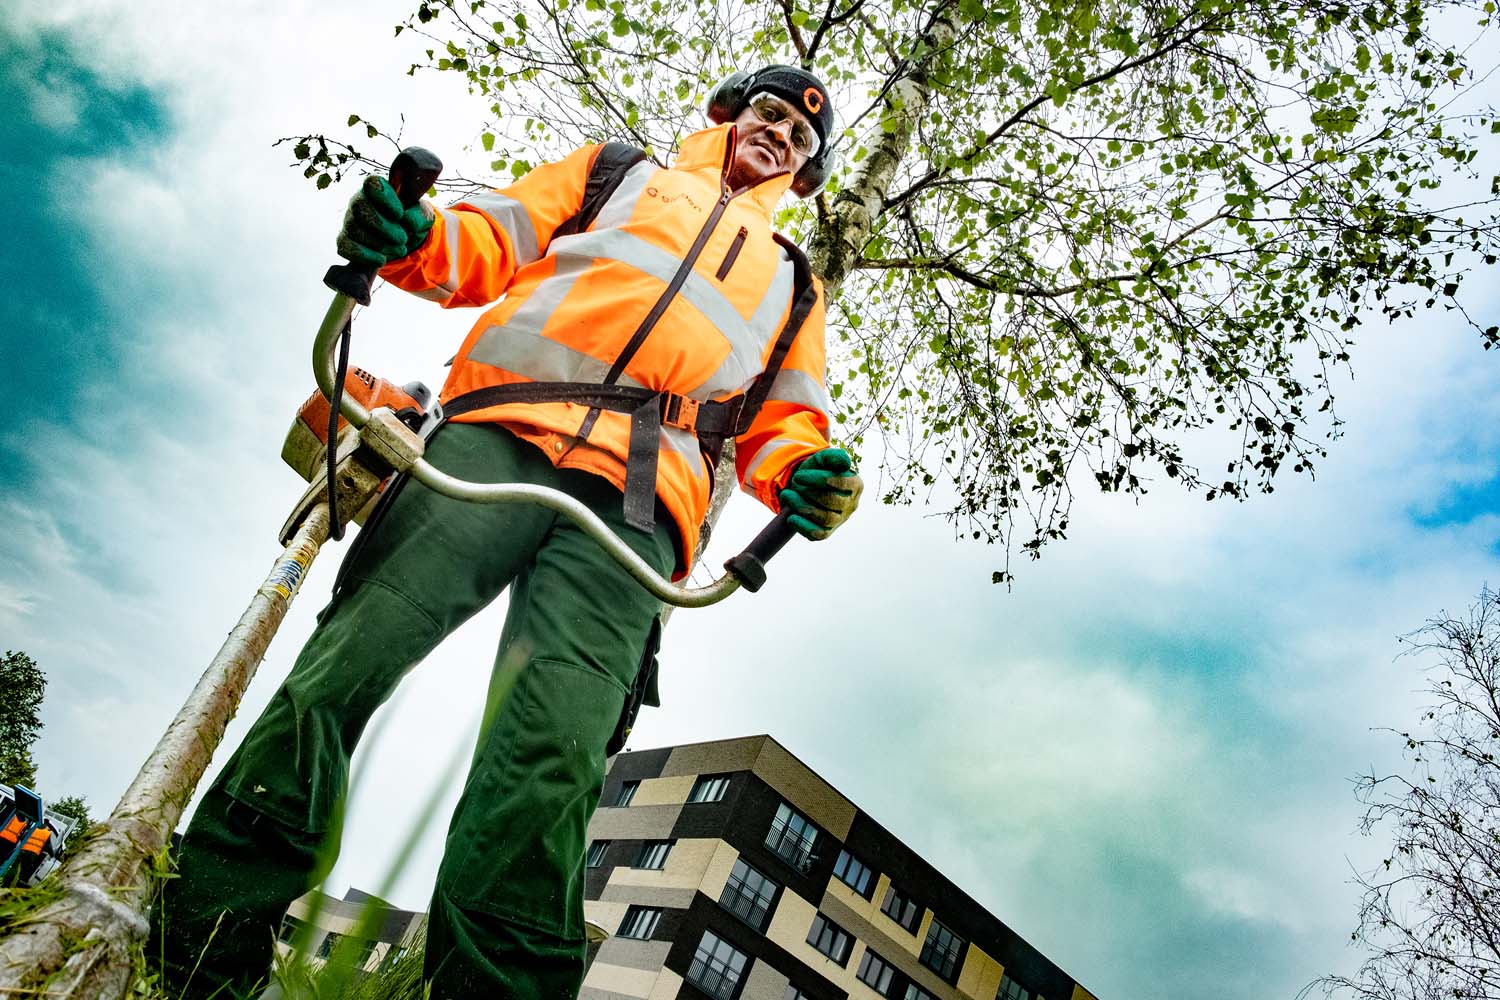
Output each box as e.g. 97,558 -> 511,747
131,648 -> 521,998
1,619 -> 539,998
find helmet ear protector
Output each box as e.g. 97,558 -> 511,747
706,67 -> 835,198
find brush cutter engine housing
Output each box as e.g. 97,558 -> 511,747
281,368 -> 437,524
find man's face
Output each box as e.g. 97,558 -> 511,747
727,92 -> 817,190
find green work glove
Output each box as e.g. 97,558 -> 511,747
779,447 -> 863,541
336,175 -> 435,268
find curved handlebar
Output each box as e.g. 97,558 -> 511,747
312,149 -> 800,607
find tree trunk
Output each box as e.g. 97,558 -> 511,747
807,9 -> 958,296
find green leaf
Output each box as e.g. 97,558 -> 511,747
482,131 -> 495,152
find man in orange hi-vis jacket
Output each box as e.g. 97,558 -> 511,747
160,65 -> 862,999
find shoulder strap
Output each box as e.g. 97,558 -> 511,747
735,233 -> 819,434
553,141 -> 650,239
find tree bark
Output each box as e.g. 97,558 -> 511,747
807,7 -> 958,296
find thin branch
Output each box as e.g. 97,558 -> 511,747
805,0 -> 865,62
780,0 -> 810,60
885,10 -> 1232,211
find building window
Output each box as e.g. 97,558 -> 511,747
880,883 -> 922,932
615,780 -> 639,806
277,915 -> 309,943
315,931 -> 342,959
690,773 -> 732,803
314,931 -> 375,967
585,840 -> 609,868
806,912 -> 853,965
686,929 -> 750,1000
618,905 -> 662,940
832,848 -> 875,897
719,858 -> 779,931
784,987 -> 811,1000
856,947 -> 898,996
905,986 -> 936,1000
918,917 -> 966,982
765,802 -> 819,873
634,840 -> 672,870
996,974 -> 1032,1000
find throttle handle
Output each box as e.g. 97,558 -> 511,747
325,146 -> 444,306
724,508 -> 799,593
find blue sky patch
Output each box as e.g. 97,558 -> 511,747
1410,470 -> 1500,530
0,25 -> 172,477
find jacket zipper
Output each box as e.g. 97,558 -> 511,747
716,227 -> 748,281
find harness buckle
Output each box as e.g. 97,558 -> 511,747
660,393 -> 701,431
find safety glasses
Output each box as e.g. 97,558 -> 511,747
746,92 -> 821,158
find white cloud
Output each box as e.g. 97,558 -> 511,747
914,656 -> 1208,823
1183,865 -> 1296,929
0,583 -> 37,624
23,72 -> 83,132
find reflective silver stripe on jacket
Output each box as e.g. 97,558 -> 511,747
555,227 -> 756,340
743,436 -> 805,486
466,255 -> 623,380
469,228 -> 797,397
689,256 -> 798,398
762,368 -> 829,413
458,192 -> 541,265
661,425 -> 703,466
410,208 -> 465,302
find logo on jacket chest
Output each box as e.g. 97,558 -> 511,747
644,185 -> 706,214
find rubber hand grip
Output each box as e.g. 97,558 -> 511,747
724,508 -> 798,593
325,146 -> 444,305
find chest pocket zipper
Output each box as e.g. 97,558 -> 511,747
715,227 -> 748,281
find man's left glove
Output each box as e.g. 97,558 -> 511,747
336,175 -> 436,268
780,447 -> 863,541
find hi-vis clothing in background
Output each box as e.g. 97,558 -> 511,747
382,122 -> 833,573
158,120 -> 835,1000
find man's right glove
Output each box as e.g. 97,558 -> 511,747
779,447 -> 863,541
336,175 -> 435,268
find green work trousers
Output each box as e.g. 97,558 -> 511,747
158,423 -> 674,999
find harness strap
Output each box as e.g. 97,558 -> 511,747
737,234 -> 818,434
444,382 -> 743,531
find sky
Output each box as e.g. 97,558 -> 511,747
1,3 -> 1498,1000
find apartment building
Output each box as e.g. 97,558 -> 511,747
275,887 -> 427,977
581,735 -> 1097,1000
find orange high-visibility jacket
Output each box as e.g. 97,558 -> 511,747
380,123 -> 831,577
20,826 -> 50,857
0,815 -> 23,846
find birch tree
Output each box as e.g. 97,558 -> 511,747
290,0 -> 1499,579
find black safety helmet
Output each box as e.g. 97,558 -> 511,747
706,64 -> 835,198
